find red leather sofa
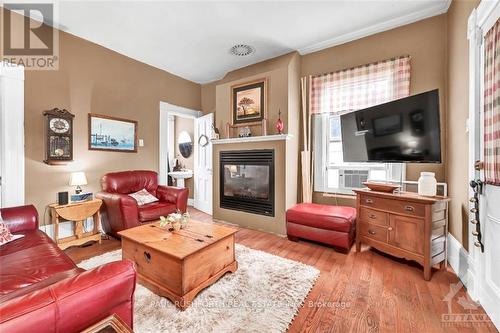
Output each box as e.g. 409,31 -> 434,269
0,205 -> 136,333
96,170 -> 189,238
286,203 -> 356,251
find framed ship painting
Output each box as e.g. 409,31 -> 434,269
88,114 -> 138,153
231,78 -> 266,126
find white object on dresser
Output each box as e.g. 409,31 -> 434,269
418,172 -> 437,196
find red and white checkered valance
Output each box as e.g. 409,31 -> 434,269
309,56 -> 411,114
484,19 -> 500,185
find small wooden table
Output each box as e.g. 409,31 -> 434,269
49,199 -> 102,250
118,219 -> 238,310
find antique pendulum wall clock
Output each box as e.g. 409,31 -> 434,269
43,108 -> 75,165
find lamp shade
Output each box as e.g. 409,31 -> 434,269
69,172 -> 88,186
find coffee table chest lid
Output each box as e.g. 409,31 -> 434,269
118,220 -> 238,260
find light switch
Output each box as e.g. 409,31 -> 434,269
139,139 -> 144,147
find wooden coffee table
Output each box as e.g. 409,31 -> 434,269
118,220 -> 238,310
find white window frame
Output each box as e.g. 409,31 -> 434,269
314,113 -> 404,195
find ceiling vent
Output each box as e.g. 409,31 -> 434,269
229,44 -> 255,57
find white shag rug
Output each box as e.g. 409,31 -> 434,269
78,244 -> 319,333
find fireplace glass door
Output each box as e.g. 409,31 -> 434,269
220,150 -> 274,216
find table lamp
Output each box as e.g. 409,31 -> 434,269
69,171 -> 87,194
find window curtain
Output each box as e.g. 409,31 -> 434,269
484,19 -> 500,185
310,55 -> 411,114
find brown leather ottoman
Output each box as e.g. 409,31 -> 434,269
286,203 -> 356,251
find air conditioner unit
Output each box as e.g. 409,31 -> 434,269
339,169 -> 369,190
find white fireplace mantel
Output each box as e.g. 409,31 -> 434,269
211,134 -> 293,145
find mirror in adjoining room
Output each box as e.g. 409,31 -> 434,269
178,130 -> 193,158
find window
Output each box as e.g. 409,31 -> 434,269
312,56 -> 410,194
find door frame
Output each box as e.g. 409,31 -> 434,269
0,63 -> 25,208
467,0 -> 500,301
159,102 -> 201,206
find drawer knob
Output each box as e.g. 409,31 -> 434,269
368,229 -> 376,235
469,197 -> 477,203
365,199 -> 374,204
471,219 -> 479,225
470,208 -> 478,213
472,230 -> 479,236
144,251 -> 152,263
368,213 -> 377,219
404,205 -> 415,212
388,227 -> 393,231
474,241 -> 482,248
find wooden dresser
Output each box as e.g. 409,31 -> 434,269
353,189 -> 450,280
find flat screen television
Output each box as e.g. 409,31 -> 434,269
340,89 -> 441,163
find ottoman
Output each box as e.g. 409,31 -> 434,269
286,203 -> 356,251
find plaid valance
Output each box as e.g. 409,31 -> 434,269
309,56 -> 411,114
484,19 -> 500,185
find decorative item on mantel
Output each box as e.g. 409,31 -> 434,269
238,126 -> 252,138
211,123 -> 220,140
262,117 -> 268,135
276,109 -> 284,134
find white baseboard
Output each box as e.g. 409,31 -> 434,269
40,218 -> 99,241
188,198 -> 194,206
447,233 -> 471,288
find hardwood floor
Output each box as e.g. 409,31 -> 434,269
65,208 -> 497,333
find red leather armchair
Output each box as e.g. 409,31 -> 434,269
0,205 -> 136,333
96,170 -> 189,237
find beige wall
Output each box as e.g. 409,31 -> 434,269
207,53 -> 300,234
214,67 -> 289,137
174,116 -> 195,199
446,0 -> 480,249
302,14 -> 448,184
25,29 -> 201,221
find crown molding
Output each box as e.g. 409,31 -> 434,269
298,0 -> 452,55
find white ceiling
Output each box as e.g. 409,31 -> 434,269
55,1 -> 451,84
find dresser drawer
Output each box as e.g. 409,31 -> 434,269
359,207 -> 388,226
360,195 -> 425,217
359,222 -> 388,243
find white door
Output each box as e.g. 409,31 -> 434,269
194,113 -> 213,215
468,3 -> 500,330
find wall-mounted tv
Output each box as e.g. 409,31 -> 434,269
340,89 -> 441,163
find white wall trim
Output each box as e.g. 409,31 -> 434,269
41,218 -> 98,241
187,198 -> 194,207
159,102 -> 201,186
447,233 -> 471,288
0,63 -> 25,208
298,0 -> 451,55
211,134 -> 293,145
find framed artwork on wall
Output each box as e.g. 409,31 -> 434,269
231,78 -> 267,126
88,114 -> 138,153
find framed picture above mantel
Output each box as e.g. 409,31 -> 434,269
88,114 -> 138,153
231,78 -> 267,126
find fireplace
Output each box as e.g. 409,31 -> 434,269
220,149 -> 275,217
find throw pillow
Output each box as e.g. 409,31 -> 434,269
0,220 -> 13,245
129,189 -> 159,206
